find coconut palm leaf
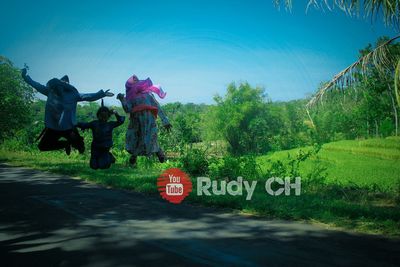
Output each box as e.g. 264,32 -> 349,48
395,58 -> 400,105
306,35 -> 400,108
273,1 -> 400,110
274,0 -> 400,28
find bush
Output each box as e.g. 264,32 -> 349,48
179,148 -> 209,177
1,129 -> 37,152
264,144 -> 327,190
208,155 -> 261,181
0,57 -> 34,139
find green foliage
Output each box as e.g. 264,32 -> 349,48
208,155 -> 261,181
0,56 -> 34,140
179,148 -> 209,177
265,145 -> 318,178
207,82 -> 284,155
158,102 -> 209,152
259,137 -> 400,191
310,38 -> 400,141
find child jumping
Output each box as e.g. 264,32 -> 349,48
77,101 -> 125,170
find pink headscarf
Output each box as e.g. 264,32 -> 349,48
125,75 -> 166,101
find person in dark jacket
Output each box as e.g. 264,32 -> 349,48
21,67 -> 114,155
77,102 -> 125,170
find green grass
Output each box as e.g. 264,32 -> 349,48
1,137 -> 400,237
258,137 -> 400,191
0,150 -> 163,194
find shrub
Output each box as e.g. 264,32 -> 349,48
208,155 -> 261,181
179,148 -> 209,177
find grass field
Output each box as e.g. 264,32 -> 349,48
1,137 -> 399,237
258,137 -> 400,191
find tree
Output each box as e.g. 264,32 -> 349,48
209,82 -> 282,155
0,56 -> 34,140
306,38 -> 400,140
157,102 -> 208,152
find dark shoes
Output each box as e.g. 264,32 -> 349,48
129,155 -> 137,166
65,144 -> 71,155
157,150 -> 166,163
66,142 -> 84,154
76,140 -> 85,154
129,151 -> 165,166
111,153 -> 116,164
70,131 -> 85,154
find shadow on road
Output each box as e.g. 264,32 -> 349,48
0,164 -> 399,267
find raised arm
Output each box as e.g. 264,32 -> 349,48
117,93 -> 130,113
111,110 -> 125,128
21,68 -> 49,96
78,90 -> 106,102
78,89 -> 114,102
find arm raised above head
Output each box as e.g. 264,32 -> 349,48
117,93 -> 130,113
111,111 -> 125,128
78,90 -> 106,102
21,69 -> 49,96
78,89 -> 114,102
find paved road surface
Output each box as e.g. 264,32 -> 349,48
0,163 -> 399,267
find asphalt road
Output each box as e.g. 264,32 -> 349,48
0,163 -> 399,267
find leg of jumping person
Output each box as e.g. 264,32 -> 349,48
129,154 -> 137,166
89,145 -> 99,170
38,128 -> 70,154
98,148 -> 112,169
156,149 -> 166,163
110,152 -> 116,164
90,155 -> 99,170
66,128 -> 85,154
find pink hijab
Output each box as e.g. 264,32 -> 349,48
125,75 -> 166,101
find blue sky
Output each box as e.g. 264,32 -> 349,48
0,0 -> 397,105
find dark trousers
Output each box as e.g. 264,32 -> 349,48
38,128 -> 84,153
90,146 -> 115,170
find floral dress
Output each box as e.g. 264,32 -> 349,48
123,93 -> 169,156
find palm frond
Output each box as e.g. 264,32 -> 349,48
306,35 -> 400,109
395,58 -> 400,106
274,0 -> 400,28
273,0 -> 293,11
